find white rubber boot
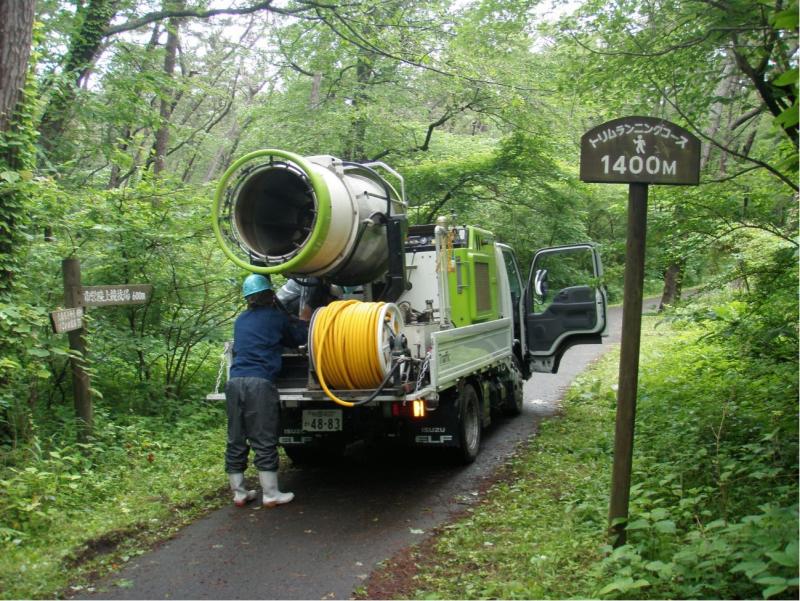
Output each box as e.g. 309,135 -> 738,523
259,470 -> 294,507
228,473 -> 257,507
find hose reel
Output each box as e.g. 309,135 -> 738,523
310,300 -> 405,407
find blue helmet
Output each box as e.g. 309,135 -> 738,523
242,274 -> 272,298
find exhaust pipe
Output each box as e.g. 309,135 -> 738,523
212,149 -> 406,285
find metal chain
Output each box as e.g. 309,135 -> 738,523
414,352 -> 431,394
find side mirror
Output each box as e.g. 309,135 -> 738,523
534,268 -> 549,297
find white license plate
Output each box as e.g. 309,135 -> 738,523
302,410 -> 343,432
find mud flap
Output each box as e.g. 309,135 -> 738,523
407,393 -> 460,448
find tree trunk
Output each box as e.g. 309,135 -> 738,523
309,71 -> 322,108
701,51 -> 736,170
346,51 -> 375,161
153,3 -> 183,176
108,24 -> 161,189
658,260 -> 685,312
0,0 -> 35,296
0,0 -> 35,444
0,0 -> 34,134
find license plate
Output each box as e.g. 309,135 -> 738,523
302,410 -> 343,432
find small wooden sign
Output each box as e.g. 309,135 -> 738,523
50,306 -> 84,334
580,116 -> 700,185
79,285 -> 153,307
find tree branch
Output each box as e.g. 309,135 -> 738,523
652,71 -> 799,191
102,1 -> 322,37
313,5 -> 552,93
730,106 -> 764,130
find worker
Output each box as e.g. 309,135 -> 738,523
225,273 -> 308,507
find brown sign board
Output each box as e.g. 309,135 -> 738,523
580,116 -> 700,185
80,284 -> 153,307
50,306 -> 84,334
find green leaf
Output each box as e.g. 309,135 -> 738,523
650,508 -> 668,520
626,518 -> 649,530
773,6 -> 799,29
763,584 -> 788,599
26,347 -> 50,358
773,68 -> 798,87
754,576 -> 788,586
775,103 -> 799,128
654,519 -> 676,534
731,560 -> 768,579
766,550 -> 798,568
598,578 -> 633,595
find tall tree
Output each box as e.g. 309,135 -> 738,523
152,1 -> 184,176
555,0 -> 798,306
0,0 -> 36,295
38,0 -> 118,162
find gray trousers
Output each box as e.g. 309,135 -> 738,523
225,377 -> 280,472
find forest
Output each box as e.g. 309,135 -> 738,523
0,0 -> 797,598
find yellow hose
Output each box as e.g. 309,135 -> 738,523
311,300 -> 395,408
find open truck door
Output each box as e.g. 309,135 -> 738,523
525,244 -> 607,374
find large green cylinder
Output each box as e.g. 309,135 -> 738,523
213,150 -> 406,285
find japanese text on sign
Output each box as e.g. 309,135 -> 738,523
50,307 -> 84,334
80,285 -> 153,306
580,116 -> 700,185
586,121 -> 690,150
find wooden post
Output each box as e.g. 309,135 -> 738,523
62,257 -> 92,441
608,182 -> 648,546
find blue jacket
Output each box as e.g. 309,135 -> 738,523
229,306 -> 308,381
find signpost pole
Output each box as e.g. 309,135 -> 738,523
62,257 -> 92,441
608,182 -> 649,546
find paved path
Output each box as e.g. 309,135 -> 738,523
81,299 -> 653,599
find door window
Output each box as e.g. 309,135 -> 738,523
530,247 -> 597,314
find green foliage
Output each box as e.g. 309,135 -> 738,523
15,177 -> 240,414
401,242 -> 797,600
582,244 -> 797,601
0,401 -> 230,599
0,38 -> 46,444
0,0 -> 796,596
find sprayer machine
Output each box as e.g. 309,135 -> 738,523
213,149 -> 608,463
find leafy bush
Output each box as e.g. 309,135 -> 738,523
593,243 -> 798,600
0,401 -> 229,598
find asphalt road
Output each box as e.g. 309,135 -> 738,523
81,299 -> 651,600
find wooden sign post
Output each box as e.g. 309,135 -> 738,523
62,258 -> 92,442
57,257 -> 153,441
580,116 -> 700,546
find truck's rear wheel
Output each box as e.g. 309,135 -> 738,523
456,383 -> 481,464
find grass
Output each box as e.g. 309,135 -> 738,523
0,402 -> 263,599
396,347 -> 621,600
386,307 -> 798,600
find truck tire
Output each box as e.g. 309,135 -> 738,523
502,358 -> 525,417
456,383 -> 481,464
